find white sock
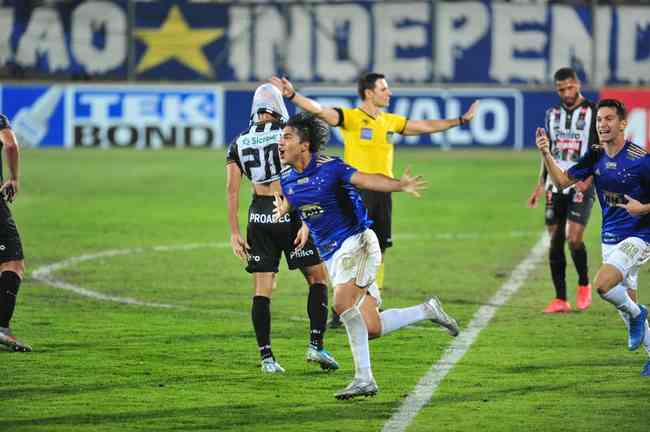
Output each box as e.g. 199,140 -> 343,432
601,285 -> 641,318
619,310 -> 650,356
340,306 -> 373,381
380,304 -> 427,336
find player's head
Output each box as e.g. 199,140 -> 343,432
358,72 -> 391,107
596,99 -> 627,143
279,113 -> 329,166
250,83 -> 289,125
553,67 -> 581,108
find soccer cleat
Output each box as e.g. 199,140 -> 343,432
334,378 -> 378,400
306,346 -> 340,370
642,360 -> 650,377
543,298 -> 572,314
260,357 -> 285,373
628,305 -> 648,351
0,328 -> 32,352
576,284 -> 592,311
424,296 -> 460,337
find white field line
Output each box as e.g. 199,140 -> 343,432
382,232 -> 549,432
31,243 -> 229,309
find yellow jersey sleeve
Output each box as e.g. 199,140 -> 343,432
337,108 -> 408,177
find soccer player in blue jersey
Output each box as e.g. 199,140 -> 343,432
273,112 -> 460,399
537,99 -> 650,376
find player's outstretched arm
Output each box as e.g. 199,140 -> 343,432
226,163 -> 249,261
402,100 -> 479,136
269,76 -> 341,126
536,127 -> 575,190
350,167 -> 427,197
0,128 -> 20,203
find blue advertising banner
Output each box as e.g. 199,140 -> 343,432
0,84 -> 224,149
0,85 -> 66,148
0,0 -> 128,79
223,88 -> 599,150
69,86 -> 224,149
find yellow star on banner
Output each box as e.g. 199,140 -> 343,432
135,6 -> 224,77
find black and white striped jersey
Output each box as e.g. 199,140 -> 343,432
226,121 -> 283,185
544,99 -> 598,194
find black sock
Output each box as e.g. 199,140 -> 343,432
330,307 -> 340,323
308,283 -> 328,349
570,243 -> 589,286
252,296 -> 272,360
0,271 -> 21,328
549,231 -> 567,300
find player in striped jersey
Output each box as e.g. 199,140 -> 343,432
226,84 -> 338,373
538,99 -> 650,376
271,73 -> 478,328
527,67 -> 597,313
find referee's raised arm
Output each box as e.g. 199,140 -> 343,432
269,76 -> 341,126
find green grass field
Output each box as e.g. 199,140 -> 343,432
2,148 -> 649,432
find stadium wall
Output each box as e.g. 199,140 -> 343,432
0,1 -> 648,86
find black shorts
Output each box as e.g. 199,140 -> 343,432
544,186 -> 595,227
245,195 -> 321,273
0,200 -> 23,263
359,189 -> 392,251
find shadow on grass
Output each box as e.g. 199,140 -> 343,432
0,400 -> 396,430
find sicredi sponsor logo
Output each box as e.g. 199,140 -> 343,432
304,89 -> 523,148
70,87 -> 223,149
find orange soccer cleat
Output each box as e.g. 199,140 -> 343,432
576,284 -> 592,311
543,298 -> 572,314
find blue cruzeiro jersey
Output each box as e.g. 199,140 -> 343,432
567,141 -> 650,244
280,154 -> 372,260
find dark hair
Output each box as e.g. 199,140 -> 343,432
357,72 -> 385,100
553,67 -> 577,82
597,98 -> 627,120
285,112 -> 330,153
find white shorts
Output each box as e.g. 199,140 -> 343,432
602,237 -> 650,291
325,229 -> 382,305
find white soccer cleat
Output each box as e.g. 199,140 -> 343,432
306,346 -> 340,370
334,378 -> 378,400
424,296 -> 460,337
0,328 -> 32,352
260,357 -> 285,373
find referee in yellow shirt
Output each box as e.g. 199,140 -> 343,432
271,73 -> 478,326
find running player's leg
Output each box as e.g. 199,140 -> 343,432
544,192 -> 572,313
567,187 -> 594,310
597,238 -> 649,351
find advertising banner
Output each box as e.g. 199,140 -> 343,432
0,84 -> 224,149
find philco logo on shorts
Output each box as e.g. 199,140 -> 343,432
290,249 -> 314,259
249,212 -> 289,223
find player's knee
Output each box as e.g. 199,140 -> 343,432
367,326 -> 381,340
567,237 -> 584,251
593,267 -> 620,296
1,260 -> 24,279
